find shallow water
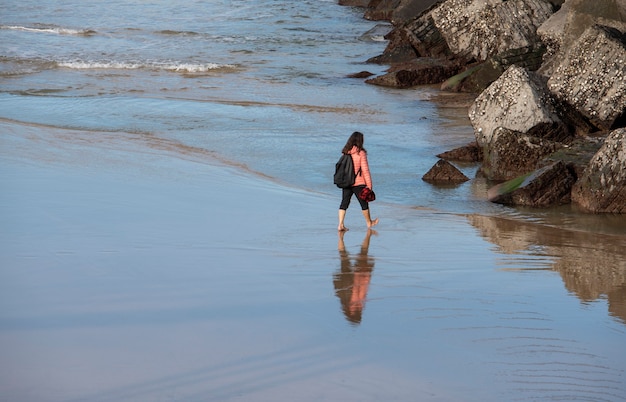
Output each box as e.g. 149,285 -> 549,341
2,121 -> 626,401
1,1 -> 626,400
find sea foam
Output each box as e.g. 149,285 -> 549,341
56,60 -> 237,73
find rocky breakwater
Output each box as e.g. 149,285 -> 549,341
344,0 -> 626,213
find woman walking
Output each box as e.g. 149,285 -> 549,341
338,131 -> 379,231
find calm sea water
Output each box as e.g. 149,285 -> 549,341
2,1 -> 626,400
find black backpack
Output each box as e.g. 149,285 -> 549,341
334,153 -> 361,188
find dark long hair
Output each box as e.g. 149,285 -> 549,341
342,131 -> 366,154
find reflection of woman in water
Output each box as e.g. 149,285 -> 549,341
333,229 -> 376,325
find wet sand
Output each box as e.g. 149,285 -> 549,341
1,120 -> 626,401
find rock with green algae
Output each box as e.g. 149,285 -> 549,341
487,161 -> 576,207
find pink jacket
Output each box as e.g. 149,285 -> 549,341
348,146 -> 372,189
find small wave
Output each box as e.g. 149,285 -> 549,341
56,60 -> 237,73
156,29 -> 200,36
0,56 -> 56,76
164,63 -> 235,73
1,25 -> 96,36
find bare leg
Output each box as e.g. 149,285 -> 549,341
362,209 -> 379,228
338,209 -> 349,231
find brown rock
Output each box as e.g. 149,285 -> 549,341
367,43 -> 418,64
364,0 -> 402,21
338,0 -> 371,6
346,71 -> 375,78
422,159 -> 470,183
436,141 -> 482,162
390,0 -> 442,25
365,58 -> 461,87
488,161 -> 576,207
482,127 -> 564,181
571,128 -> 626,213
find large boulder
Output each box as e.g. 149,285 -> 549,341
488,161 -> 576,207
571,128 -> 626,213
547,24 -> 626,131
538,0 -> 626,77
468,65 -> 570,149
379,0 -> 554,62
482,127 -> 564,180
429,0 -> 554,62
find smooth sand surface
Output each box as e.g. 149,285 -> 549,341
2,120 -> 625,401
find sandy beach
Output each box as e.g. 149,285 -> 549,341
2,119 -> 626,402
2,0 -> 626,399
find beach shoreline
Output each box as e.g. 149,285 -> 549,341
2,1 -> 625,400
0,116 -> 466,401
2,114 -> 626,401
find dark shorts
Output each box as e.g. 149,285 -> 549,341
339,185 -> 368,211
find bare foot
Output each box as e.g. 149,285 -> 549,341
338,225 -> 349,232
368,218 -> 379,228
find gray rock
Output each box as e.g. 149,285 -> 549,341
547,24 -> 626,131
536,0 -> 573,76
488,161 -> 576,207
469,65 -> 570,148
572,128 -> 626,213
430,0 -> 554,62
538,0 -> 626,77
